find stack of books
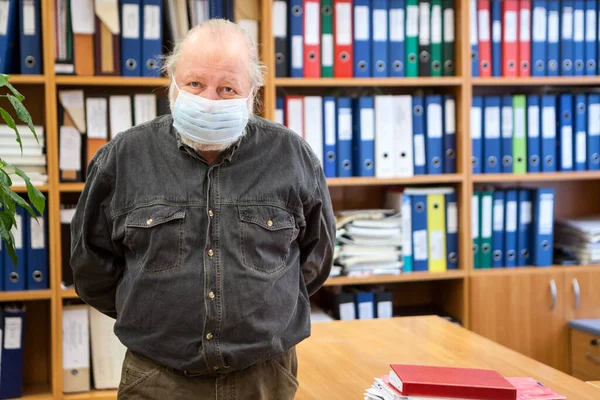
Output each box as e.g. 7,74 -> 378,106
0,125 -> 47,187
554,215 -> 600,265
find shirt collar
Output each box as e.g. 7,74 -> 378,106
173,124 -> 245,164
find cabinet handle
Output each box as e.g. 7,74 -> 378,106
550,279 -> 557,310
573,278 -> 581,309
586,353 -> 600,365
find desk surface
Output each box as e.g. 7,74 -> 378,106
296,316 -> 600,400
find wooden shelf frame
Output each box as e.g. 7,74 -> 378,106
275,77 -> 464,87
473,76 -> 600,86
472,171 -> 600,183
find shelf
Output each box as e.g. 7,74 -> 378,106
4,75 -> 46,84
62,289 -> 78,299
19,384 -> 53,399
275,77 -> 463,87
323,270 -> 466,286
63,390 -> 117,400
0,290 -> 52,301
55,75 -> 170,87
472,76 -> 600,86
472,265 -> 600,276
472,171 -> 600,183
60,183 -> 86,192
327,174 -> 464,187
10,184 -> 50,193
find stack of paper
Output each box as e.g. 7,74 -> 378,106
555,215 -> 600,264
0,126 -> 47,186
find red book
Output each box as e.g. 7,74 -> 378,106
389,364 -> 517,400
502,0 -> 519,77
518,0 -> 531,76
333,0 -> 353,77
478,0 -> 492,77
303,0 -> 321,77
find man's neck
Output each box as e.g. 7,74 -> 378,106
198,150 -> 221,165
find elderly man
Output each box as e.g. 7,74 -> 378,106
70,19 -> 335,399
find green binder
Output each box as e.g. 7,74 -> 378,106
321,0 -> 334,78
513,95 -> 528,174
430,0 -> 443,76
479,190 -> 493,269
472,192 -> 481,269
406,0 -> 420,77
442,0 -> 455,76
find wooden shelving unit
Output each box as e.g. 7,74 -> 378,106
472,76 -> 600,86
0,290 -> 52,301
323,270 -> 466,286
4,75 -> 47,84
63,390 -> 118,400
472,171 -> 600,183
54,76 -> 169,87
274,76 -> 463,87
326,174 -> 464,187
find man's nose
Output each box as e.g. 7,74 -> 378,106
200,90 -> 221,101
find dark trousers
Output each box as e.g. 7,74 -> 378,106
117,348 -> 299,400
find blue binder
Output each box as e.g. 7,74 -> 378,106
574,94 -> 587,171
483,96 -> 502,174
559,94 -> 574,171
491,190 -> 505,268
425,95 -> 443,174
323,97 -> 337,178
355,292 -> 375,320
532,188 -> 555,267
412,96 -> 427,175
589,94 -> 600,170
0,305 -> 26,399
354,0 -> 371,77
517,189 -> 532,267
289,0 -> 303,77
337,97 -> 353,177
410,193 -> 428,272
526,95 -> 541,173
224,0 -> 234,20
491,0 -> 502,77
585,0 -> 597,75
402,194 -> 413,272
504,190 -> 518,268
501,96 -> 514,173
470,0 -> 479,77
443,95 -> 457,173
561,0 -> 575,75
276,96 -> 285,125
531,0 -> 547,76
541,95 -> 557,172
389,0 -> 405,77
121,0 -> 142,77
19,0 -> 42,74
445,192 -> 458,270
26,207 -> 48,290
0,0 -> 18,73
0,240 -> 3,290
210,0 -> 223,18
547,1 -> 560,76
3,206 -> 27,291
142,0 -> 163,77
372,0 -> 389,77
573,0 -> 586,75
353,97 -> 375,177
471,96 -> 483,174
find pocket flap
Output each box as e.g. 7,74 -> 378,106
126,204 -> 186,228
239,205 -> 294,231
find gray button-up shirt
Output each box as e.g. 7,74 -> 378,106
70,114 -> 335,373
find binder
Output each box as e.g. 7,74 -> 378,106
430,0 -> 443,76
470,0 -> 479,76
585,0 -> 597,75
109,95 -> 133,138
321,0 -> 334,77
546,0 -> 560,75
3,206 -> 26,291
472,192 -> 480,268
491,0 -> 502,76
442,0 -> 455,76
0,0 -> 19,73
526,95 -> 541,173
406,0 -> 419,76
210,0 -> 223,18
560,0 -> 574,75
541,94 -> 557,172
471,96 -> 483,174
63,304 -> 91,393
89,308 -> 127,389
574,94 -> 587,171
337,97 -> 353,177
60,207 -> 76,288
303,96 -> 324,168
408,192 -> 428,272
375,95 -> 396,177
483,96 -> 502,174
133,93 -> 157,125
26,207 -> 48,290
573,0 -> 585,75
273,0 -> 289,77
353,0 -> 371,77
425,95 -> 443,174
559,94 -> 574,171
276,96 -> 284,125
289,0 -> 303,77
355,292 -> 375,320
353,97 -> 375,177
517,189 -> 532,266
501,95 -> 514,173
401,193 -> 413,272
285,96 -> 303,137
85,96 -> 109,163
141,0 -> 163,77
333,0 -> 353,77
412,96 -> 427,175
372,0 -> 389,77
491,190 -> 505,268
323,96 -> 337,178
531,0 -> 547,76
479,190 -> 493,269
54,0 -> 75,74
532,188 -> 554,266
303,0 -> 321,77
445,191 -> 458,270
120,0 -> 142,76
418,0 -> 431,76
374,291 -> 393,318
224,0 -> 234,20
518,0 -> 531,76
94,0 -> 121,76
588,94 -> 600,170
19,0 -> 42,74
389,0 -> 406,77
0,305 -> 26,399
443,95 -> 457,173
504,189 -> 518,267
478,0 -> 492,76
427,193 -> 447,272
331,291 -> 356,320
502,0 -> 519,77
512,94 -> 527,174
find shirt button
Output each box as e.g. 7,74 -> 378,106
267,218 -> 273,227
146,218 -> 153,225
206,333 -> 213,340
208,291 -> 215,300
213,366 -> 219,371
208,249 -> 214,257
208,209 -> 214,217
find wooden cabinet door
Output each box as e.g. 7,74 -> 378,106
470,271 -> 568,372
564,267 -> 600,321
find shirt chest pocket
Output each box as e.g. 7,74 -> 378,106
239,205 -> 296,274
124,205 -> 186,274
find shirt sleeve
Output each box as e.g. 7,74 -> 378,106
299,163 -> 336,296
70,157 -> 124,319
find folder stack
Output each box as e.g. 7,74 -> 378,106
0,125 -> 47,186
321,287 -> 394,320
0,0 -> 43,74
555,215 -> 600,265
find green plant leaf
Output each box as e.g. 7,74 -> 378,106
0,209 -> 16,267
8,94 -> 37,139
0,186 -> 35,217
0,74 -> 24,101
10,165 -> 45,214
0,108 -> 22,152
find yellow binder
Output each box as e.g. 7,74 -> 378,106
427,193 -> 447,272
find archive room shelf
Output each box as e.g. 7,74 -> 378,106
326,174 -> 465,187
0,290 -> 52,301
472,76 -> 600,87
274,77 -> 463,87
471,265 -> 600,277
10,184 -> 51,193
323,270 -> 467,287
63,389 -> 118,400
54,75 -> 170,87
3,74 -> 47,84
471,171 -> 600,183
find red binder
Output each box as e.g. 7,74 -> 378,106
478,0 -> 492,77
333,0 -> 353,77
502,0 -> 519,77
518,0 -> 531,76
303,0 -> 321,77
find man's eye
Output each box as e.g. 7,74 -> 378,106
190,82 -> 199,88
224,87 -> 234,93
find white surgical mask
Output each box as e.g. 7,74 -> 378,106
172,79 -> 252,145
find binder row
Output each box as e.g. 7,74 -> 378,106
0,125 -> 47,186
472,187 -> 555,269
472,93 -> 600,174
325,289 -> 393,320
0,304 -> 26,399
0,205 -> 48,291
273,0 -> 456,78
472,0 -> 600,77
277,94 -> 457,178
0,0 -> 43,74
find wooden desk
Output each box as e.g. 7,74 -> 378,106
296,316 -> 600,399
